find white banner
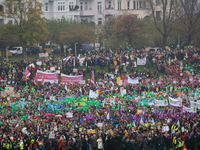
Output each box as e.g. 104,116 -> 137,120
137,57 -> 146,65
154,100 -> 168,106
65,112 -> 73,118
183,105 -> 197,113
89,90 -> 98,99
128,76 -> 139,84
169,97 -> 182,107
39,53 -> 48,57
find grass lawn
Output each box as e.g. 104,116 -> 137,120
81,62 -> 165,80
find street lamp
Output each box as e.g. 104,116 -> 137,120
103,39 -> 106,49
75,42 -> 78,57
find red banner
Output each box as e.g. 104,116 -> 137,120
60,73 -> 83,83
36,70 -> 58,84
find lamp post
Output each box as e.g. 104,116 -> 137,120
75,42 -> 78,57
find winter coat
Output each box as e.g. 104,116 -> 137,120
143,139 -> 148,149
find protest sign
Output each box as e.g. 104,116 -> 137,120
169,97 -> 182,107
89,90 -> 98,98
137,57 -> 146,65
60,73 -> 83,84
154,100 -> 168,106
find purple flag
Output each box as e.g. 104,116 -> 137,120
86,115 -> 89,123
156,110 -> 159,117
181,108 -> 183,117
162,112 -> 165,119
159,112 -> 163,118
141,111 -> 144,116
188,113 -> 190,118
191,113 -> 194,119
134,114 -> 139,121
46,91 -> 50,97
56,87 -> 59,92
174,114 -> 178,120
122,115 -> 125,121
119,106 -> 122,116
167,110 -> 171,118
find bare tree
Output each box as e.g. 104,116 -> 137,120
147,0 -> 178,48
176,0 -> 200,44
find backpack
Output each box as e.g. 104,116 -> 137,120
69,141 -> 73,147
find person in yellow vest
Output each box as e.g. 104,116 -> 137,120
19,140 -> 23,150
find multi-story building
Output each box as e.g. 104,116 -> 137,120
115,0 -> 151,18
37,0 -> 80,21
0,0 -> 80,25
77,0 -> 116,24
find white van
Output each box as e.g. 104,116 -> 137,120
9,47 -> 23,55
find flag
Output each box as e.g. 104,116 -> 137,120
38,102 -> 40,111
91,113 -> 95,123
133,114 -> 139,121
46,91 -> 50,97
74,58 -> 75,67
34,73 -> 38,85
111,112 -> 114,119
174,113 -> 178,120
129,112 -> 133,121
121,114 -> 125,121
181,108 -> 183,117
65,85 -> 69,92
91,71 -> 95,84
95,111 -> 101,120
140,111 -> 144,116
41,76 -> 45,85
177,120 -> 180,126
80,116 -> 84,125
182,144 -> 187,150
155,110 -> 159,117
119,106 -> 122,116
188,113 -> 190,118
56,87 -> 59,93
140,117 -> 144,124
25,67 -> 31,77
167,110 -> 171,118
106,109 -> 110,120
86,115 -> 89,123
38,141 -> 45,150
191,113 -> 194,119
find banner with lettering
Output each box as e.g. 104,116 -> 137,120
154,100 -> 168,106
169,97 -> 182,107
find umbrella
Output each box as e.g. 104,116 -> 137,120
44,113 -> 52,117
55,115 -> 62,117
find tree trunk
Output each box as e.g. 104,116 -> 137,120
61,45 -> 64,55
162,34 -> 167,49
41,42 -> 45,53
187,33 -> 192,45
2,47 -> 6,59
23,46 -> 27,58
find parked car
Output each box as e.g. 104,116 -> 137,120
26,47 -> 40,55
9,47 -> 23,55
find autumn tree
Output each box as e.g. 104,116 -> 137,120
175,0 -> 200,44
147,0 -> 178,48
115,14 -> 140,47
2,0 -> 48,58
59,21 -> 96,55
0,24 -> 18,58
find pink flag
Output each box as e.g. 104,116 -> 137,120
34,73 -> 38,85
173,78 -> 177,84
41,76 -> 45,85
25,67 -> 31,77
91,71 -> 95,84
189,76 -> 194,83
181,79 -> 186,85
157,80 -> 162,85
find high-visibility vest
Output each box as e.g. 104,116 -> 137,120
6,143 -> 10,149
20,142 -> 23,150
58,67 -> 60,70
3,143 -> 6,148
178,141 -> 182,147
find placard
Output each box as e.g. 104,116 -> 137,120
73,68 -> 78,72
79,80 -> 86,84
66,112 -> 73,118
97,123 -> 103,127
49,132 -> 55,139
50,67 -> 55,72
37,61 -> 42,66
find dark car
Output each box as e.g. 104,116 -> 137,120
26,47 -> 40,55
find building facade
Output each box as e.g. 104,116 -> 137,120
115,0 -> 151,18
77,0 -> 116,24
38,0 -> 79,21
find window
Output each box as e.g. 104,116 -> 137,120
80,2 -> 83,10
133,1 -> 136,9
118,1 -> 121,10
137,1 -> 138,9
85,2 -> 88,10
9,20 -> 12,24
127,1 -> 130,9
69,2 -> 74,10
0,5 -> 3,12
58,2 -> 65,11
108,1 -> 111,9
14,20 -> 18,25
14,5 -> 17,13
156,0 -> 161,6
98,18 -> 102,25
44,3 -> 48,11
143,1 -> 146,8
98,2 -> 102,14
139,1 -> 141,8
156,11 -> 161,20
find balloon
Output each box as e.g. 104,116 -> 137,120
130,124 -> 132,127
32,105 -> 34,107
21,112 -> 23,115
